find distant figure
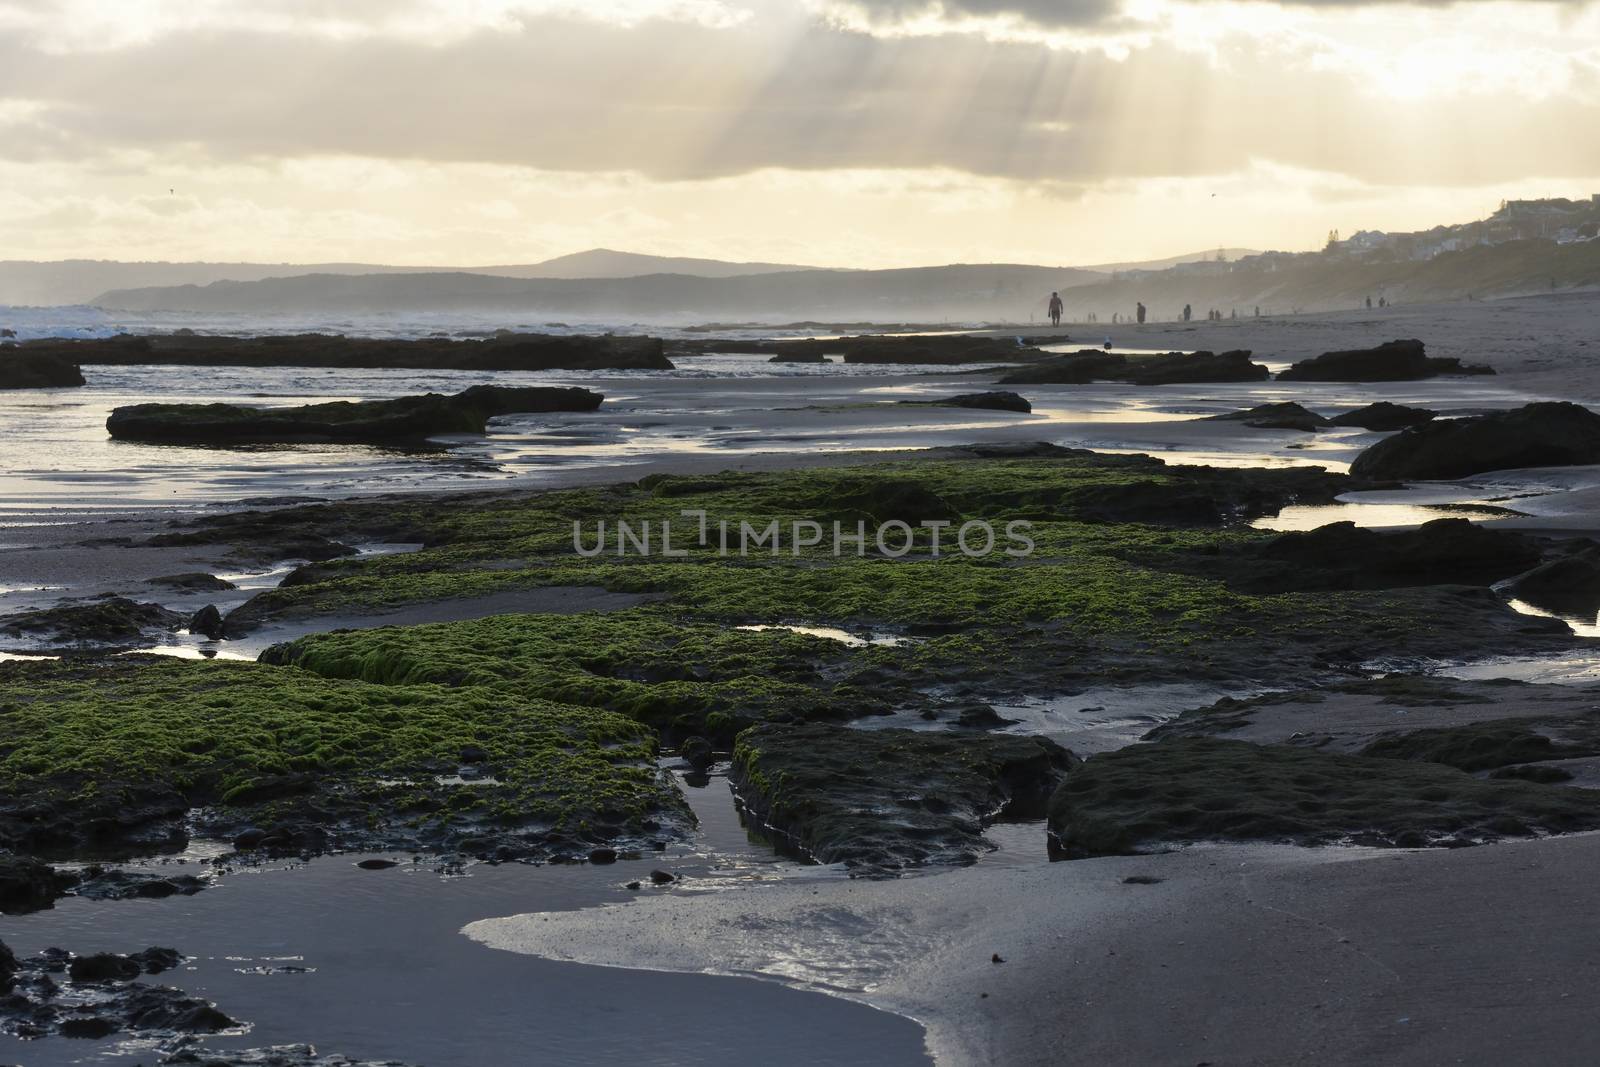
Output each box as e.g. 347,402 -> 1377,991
1230,309 -> 1236,319
1048,291 -> 1064,327
1136,302 -> 1147,325
1183,303 -> 1192,322
1103,337 -> 1113,350
1254,305 -> 1260,317
1379,297 -> 1387,308
1365,296 -> 1372,309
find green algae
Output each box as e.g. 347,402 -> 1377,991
0,657 -> 681,855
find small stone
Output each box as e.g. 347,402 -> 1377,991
356,859 -> 399,870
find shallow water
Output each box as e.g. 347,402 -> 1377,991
1,770 -> 932,1067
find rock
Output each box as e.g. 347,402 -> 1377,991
107,384 -> 605,445
356,858 -> 399,870
900,391 -> 1032,414
768,351 -> 829,363
69,953 -> 141,983
731,723 -> 1076,874
679,736 -> 714,772
1278,339 -> 1493,382
148,572 -> 238,592
1328,402 -> 1437,431
458,744 -> 490,764
648,869 -> 676,884
587,848 -> 618,864
1350,402 -> 1600,480
71,868 -> 209,901
233,828 -> 267,850
129,947 -> 184,974
0,351 -> 85,389
0,596 -> 184,645
1214,518 -> 1543,592
1047,737 -> 1600,859
21,331 -> 671,372
840,335 -> 1042,365
953,703 -> 1021,729
188,604 -> 225,640
1122,350 -> 1270,385
1201,402 -> 1330,432
998,351 -> 1128,385
0,856 -> 77,913
1507,551 -> 1600,616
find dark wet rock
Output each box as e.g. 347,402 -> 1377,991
1507,550 -> 1600,617
233,828 -> 267,850
953,703 -> 1021,729
679,736 -> 715,772
1351,402 -> 1600,480
1360,719 -> 1600,772
356,859 -> 399,870
1061,464 -> 1375,526
160,1041 -> 417,1065
732,723 -> 1076,875
768,351 -> 828,363
70,867 -> 209,901
0,596 -> 184,645
648,868 -> 676,884
69,953 -> 141,983
22,331 -> 670,372
1201,402 -> 1330,432
0,351 -> 85,389
0,856 -> 77,913
458,744 -> 490,764
148,572 -> 238,592
826,474 -> 962,526
1328,402 -> 1437,431
997,351 -> 1128,385
1046,737 -> 1600,859
900,391 -> 1032,414
588,847 -> 618,864
1122,350 -> 1270,386
1002,349 -> 1268,386
1490,765 -> 1576,784
840,335 -> 1042,365
1156,518 -> 1543,593
130,947 -> 185,974
1278,339 -> 1493,382
189,604 -> 225,640
107,384 -> 604,445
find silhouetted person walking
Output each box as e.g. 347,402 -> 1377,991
1183,303 -> 1192,322
1048,291 -> 1064,327
1136,302 -> 1146,325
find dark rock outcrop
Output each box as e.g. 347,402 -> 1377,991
108,384 -> 604,445
900,391 -> 1032,414
0,856 -> 77,913
0,351 -> 86,389
1278,339 -> 1493,382
1350,402 -> 1600,480
188,605 -> 225,640
0,597 -> 185,645
998,351 -> 1128,384
148,573 -> 238,592
1329,402 -> 1438,431
767,351 -> 828,363
839,335 -> 1042,365
1201,402 -> 1330,431
1047,737 -> 1600,859
731,722 -> 1076,875
20,331 -> 671,372
1507,549 -> 1600,617
998,349 -> 1268,386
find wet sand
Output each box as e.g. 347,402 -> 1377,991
470,830 -> 1600,1066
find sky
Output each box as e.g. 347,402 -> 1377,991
0,0 -> 1597,268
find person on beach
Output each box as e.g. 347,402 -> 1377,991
1048,291 -> 1064,326
1183,303 -> 1192,322
1136,302 -> 1146,325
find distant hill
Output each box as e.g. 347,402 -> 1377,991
1079,249 -> 1262,273
486,248 -> 823,279
94,264 -> 1105,323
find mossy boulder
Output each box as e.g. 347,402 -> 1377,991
731,722 -> 1076,874
1046,737 -> 1600,859
0,351 -> 86,389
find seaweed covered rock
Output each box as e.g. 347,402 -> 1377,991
0,657 -> 689,859
1329,402 -> 1437,431
106,384 -> 604,445
1046,737 -> 1600,859
0,351 -> 86,389
998,351 -> 1128,385
1201,402 -> 1330,431
731,722 -> 1076,874
1350,402 -> 1600,480
1278,339 -> 1493,382
1360,719 -> 1600,772
899,391 -> 1032,414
